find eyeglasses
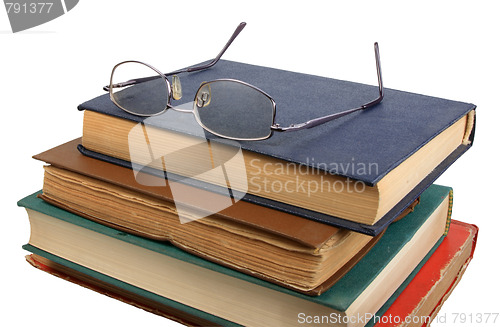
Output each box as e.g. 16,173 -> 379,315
104,22 -> 384,141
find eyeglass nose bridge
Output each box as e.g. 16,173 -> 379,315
165,75 -> 195,113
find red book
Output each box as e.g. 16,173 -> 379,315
373,220 -> 478,327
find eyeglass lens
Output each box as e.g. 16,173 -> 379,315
193,80 -> 275,140
110,62 -> 169,116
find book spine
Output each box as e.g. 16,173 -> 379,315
444,189 -> 453,236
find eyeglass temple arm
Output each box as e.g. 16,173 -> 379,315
271,42 -> 384,132
103,22 -> 247,92
165,22 -> 247,76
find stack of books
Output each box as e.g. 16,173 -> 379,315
19,58 -> 478,326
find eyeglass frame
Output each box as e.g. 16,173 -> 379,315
104,22 -> 384,141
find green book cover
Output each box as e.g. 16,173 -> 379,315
24,234 -> 446,327
19,184 -> 451,318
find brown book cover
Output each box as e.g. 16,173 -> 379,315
34,138 -> 417,247
32,139 -> 420,295
34,138 -> 342,248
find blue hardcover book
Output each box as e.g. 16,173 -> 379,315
77,59 -> 475,235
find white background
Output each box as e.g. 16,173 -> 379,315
2,1 -> 498,326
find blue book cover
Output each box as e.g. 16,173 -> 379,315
77,60 -> 474,235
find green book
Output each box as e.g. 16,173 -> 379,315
19,184 -> 452,327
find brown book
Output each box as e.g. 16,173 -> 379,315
31,139 -> 421,295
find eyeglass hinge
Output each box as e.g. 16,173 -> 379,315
270,124 -> 284,131
103,80 -> 138,92
271,123 -> 308,132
